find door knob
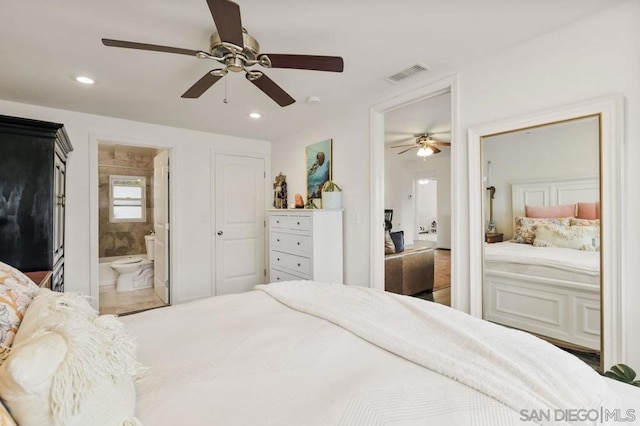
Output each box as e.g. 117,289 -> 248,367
217,231 -> 223,236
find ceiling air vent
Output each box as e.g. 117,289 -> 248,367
384,64 -> 430,84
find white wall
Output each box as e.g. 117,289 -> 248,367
456,0 -> 638,347
271,108 -> 371,286
0,99 -> 270,304
271,0 -> 640,366
483,116 -> 599,239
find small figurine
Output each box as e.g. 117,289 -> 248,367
272,172 -> 287,209
294,193 -> 304,208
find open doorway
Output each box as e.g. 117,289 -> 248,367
95,143 -> 170,315
415,176 -> 437,243
382,90 -> 452,306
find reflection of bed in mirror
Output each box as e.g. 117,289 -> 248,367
483,177 -> 600,351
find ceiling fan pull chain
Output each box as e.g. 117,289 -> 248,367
223,75 -> 229,104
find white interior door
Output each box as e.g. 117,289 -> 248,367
215,154 -> 265,295
153,150 -> 170,304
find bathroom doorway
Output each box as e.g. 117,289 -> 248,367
96,143 -> 170,315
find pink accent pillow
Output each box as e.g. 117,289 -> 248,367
577,202 -> 600,220
525,204 -> 576,218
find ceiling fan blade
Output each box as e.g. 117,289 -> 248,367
430,146 -> 442,154
246,72 -> 295,107
259,54 -> 344,72
398,146 -> 417,155
392,137 -> 416,145
102,38 -> 200,56
181,71 -> 224,98
206,0 -> 244,47
432,141 -> 451,146
390,144 -> 417,148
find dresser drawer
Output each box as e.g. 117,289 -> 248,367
271,251 -> 311,277
270,268 -> 306,283
269,215 -> 289,229
271,231 -> 312,254
288,215 -> 311,231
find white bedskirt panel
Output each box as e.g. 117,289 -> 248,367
484,242 -> 601,350
121,292 -> 522,425
484,271 -> 601,350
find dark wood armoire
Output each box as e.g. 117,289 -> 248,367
0,115 -> 73,292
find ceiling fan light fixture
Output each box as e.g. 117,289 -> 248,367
249,112 -> 261,119
417,146 -> 433,157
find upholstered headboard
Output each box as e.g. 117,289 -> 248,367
510,176 -> 599,233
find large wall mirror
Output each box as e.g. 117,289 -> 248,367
482,116 -> 601,368
468,95 -> 624,371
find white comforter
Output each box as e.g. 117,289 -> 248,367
484,241 -> 600,275
122,282 -> 636,425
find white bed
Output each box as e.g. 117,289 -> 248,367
119,282 -> 638,425
125,289 -> 524,425
483,177 -> 601,351
2,265 -> 639,425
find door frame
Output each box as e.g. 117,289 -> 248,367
467,94 -> 625,368
210,150 -> 271,296
89,134 -> 175,309
152,150 -> 171,304
369,75 -> 460,306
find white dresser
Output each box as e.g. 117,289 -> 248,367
268,209 -> 343,284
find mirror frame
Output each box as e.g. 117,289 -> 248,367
467,94 -> 624,369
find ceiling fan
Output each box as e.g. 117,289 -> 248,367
390,133 -> 451,157
101,0 -> 344,107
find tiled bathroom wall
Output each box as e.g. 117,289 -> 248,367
98,145 -> 157,257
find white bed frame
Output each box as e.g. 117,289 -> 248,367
484,177 -> 601,351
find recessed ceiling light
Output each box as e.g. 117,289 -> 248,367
75,76 -> 95,85
249,112 -> 261,119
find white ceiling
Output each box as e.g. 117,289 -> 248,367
384,91 -> 451,146
0,0 -> 625,141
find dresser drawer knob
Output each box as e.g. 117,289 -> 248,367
276,277 -> 280,280
297,221 -> 300,225
277,258 -> 280,261
297,263 -> 301,267
276,220 -> 280,224
297,242 -> 300,245
277,239 -> 280,242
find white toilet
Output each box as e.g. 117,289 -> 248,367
110,235 -> 155,292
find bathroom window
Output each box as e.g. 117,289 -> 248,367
109,175 -> 146,223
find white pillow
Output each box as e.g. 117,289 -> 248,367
0,261 -> 40,351
0,305 -> 142,426
533,224 -> 600,251
13,289 -> 97,346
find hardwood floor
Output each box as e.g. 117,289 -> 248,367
413,249 -> 451,307
432,286 -> 451,306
